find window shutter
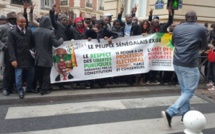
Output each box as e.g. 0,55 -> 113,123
41,0 -> 44,9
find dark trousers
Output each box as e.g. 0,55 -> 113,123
2,49 -> 15,91
35,66 -> 51,91
146,71 -> 157,82
207,62 -> 215,83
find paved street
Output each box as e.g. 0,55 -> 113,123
0,84 -> 215,134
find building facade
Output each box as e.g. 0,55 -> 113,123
148,0 -> 215,25
104,0 -> 148,21
54,0 -> 104,19
104,0 -> 215,26
0,0 -> 39,15
0,0 -> 104,19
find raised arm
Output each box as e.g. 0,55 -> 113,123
148,9 -> 153,22
29,3 -> 39,27
23,1 -> 29,28
161,9 -> 174,33
49,3 -> 58,29
131,4 -> 138,17
117,4 -> 124,21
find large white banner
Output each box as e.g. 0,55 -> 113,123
51,33 -> 174,83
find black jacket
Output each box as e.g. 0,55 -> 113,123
66,25 -> 87,40
49,10 -> 68,40
8,26 -> 33,67
86,27 -> 118,39
151,15 -> 173,33
33,16 -> 63,67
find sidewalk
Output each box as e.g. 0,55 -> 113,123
0,81 -> 214,105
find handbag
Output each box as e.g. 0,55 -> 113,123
207,39 -> 215,62
207,50 -> 215,62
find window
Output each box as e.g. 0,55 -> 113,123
61,0 -> 68,6
86,0 -> 92,8
41,0 -> 54,9
98,0 -> 104,10
11,0 -> 31,5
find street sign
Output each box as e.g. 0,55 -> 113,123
179,0 -> 183,8
155,0 -> 164,9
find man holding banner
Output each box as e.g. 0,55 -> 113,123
161,11 -> 208,128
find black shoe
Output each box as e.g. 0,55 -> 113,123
161,111 -> 172,128
181,117 -> 183,124
40,90 -> 51,95
3,90 -> 9,96
18,91 -> 24,99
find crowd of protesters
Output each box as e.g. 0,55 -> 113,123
0,2 -> 214,99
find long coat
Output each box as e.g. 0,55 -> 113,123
0,23 -> 13,67
32,16 -> 63,67
7,26 -> 34,67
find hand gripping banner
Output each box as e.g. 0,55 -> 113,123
51,33 -> 174,83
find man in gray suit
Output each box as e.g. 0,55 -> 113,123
33,16 -> 63,95
0,12 -> 17,96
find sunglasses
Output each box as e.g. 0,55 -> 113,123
53,54 -> 71,63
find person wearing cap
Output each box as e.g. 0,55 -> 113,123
104,13 -> 113,26
49,3 -> 69,41
0,15 -> 7,25
84,14 -> 93,29
0,12 -> 17,96
103,16 -> 111,31
67,17 -> 87,40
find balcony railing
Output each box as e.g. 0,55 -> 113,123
61,1 -> 68,5
86,2 -> 92,8
99,6 -> 104,10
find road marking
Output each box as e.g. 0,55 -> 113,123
5,96 -> 207,119
10,113 -> 215,134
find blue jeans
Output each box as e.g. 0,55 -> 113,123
15,67 -> 34,92
166,65 -> 200,117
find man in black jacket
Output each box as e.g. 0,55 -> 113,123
49,4 -> 69,41
1,12 -> 17,96
8,15 -> 34,99
33,16 -> 63,95
151,9 -> 173,33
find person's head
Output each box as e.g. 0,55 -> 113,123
16,15 -> 26,29
113,19 -> 121,29
204,23 -> 208,29
185,10 -> 197,22
132,17 -> 138,24
152,19 -> 159,28
153,15 -> 159,20
125,14 -> 132,24
7,12 -> 17,25
95,20 -> 105,29
212,23 -> 215,31
103,16 -> 110,25
84,14 -> 92,25
54,48 -> 73,76
0,15 -> 7,25
74,17 -> 84,28
140,20 -> 151,32
104,13 -> 112,22
169,23 -> 177,32
58,14 -> 69,26
92,15 -> 96,21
